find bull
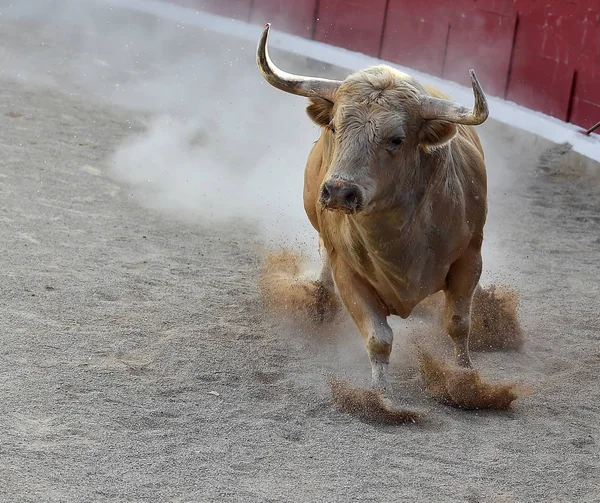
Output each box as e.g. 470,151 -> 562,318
256,24 -> 490,393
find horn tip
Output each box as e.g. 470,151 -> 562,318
468,69 -> 485,93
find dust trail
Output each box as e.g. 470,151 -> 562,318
0,0 -> 324,261
415,351 -> 530,410
470,285 -> 524,351
258,248 -> 340,324
414,285 -> 524,352
329,379 -> 419,425
0,0 -> 521,279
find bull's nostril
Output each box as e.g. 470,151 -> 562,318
321,185 -> 331,203
344,190 -> 358,208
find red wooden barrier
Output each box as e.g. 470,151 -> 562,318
381,0 -> 450,76
442,6 -> 517,98
250,0 -> 317,38
570,5 -> 600,129
313,0 -> 388,57
165,0 -> 600,130
506,2 -> 579,121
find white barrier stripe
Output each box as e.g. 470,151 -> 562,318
99,0 -> 600,163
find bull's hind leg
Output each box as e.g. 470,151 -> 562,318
443,245 -> 483,368
332,261 -> 393,392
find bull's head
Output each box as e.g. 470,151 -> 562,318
257,24 -> 489,214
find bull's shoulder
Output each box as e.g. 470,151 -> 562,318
448,127 -> 487,185
305,130 -> 333,183
447,128 -> 488,237
455,124 -> 484,159
304,130 -> 334,233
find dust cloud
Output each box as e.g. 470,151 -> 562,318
0,0 -> 520,279
258,249 -> 340,324
330,379 -> 419,425
413,286 -> 524,352
1,0 -> 324,260
416,351 -> 529,410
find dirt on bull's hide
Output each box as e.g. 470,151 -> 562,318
414,285 -> 524,352
416,351 -> 529,410
259,249 -> 341,324
329,379 -> 419,425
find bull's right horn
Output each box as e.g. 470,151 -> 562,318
420,69 -> 489,126
256,23 -> 342,102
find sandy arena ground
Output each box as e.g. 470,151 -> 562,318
0,2 -> 599,501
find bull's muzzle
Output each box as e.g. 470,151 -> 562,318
319,179 -> 364,214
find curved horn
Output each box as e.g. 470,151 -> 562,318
256,23 -> 342,101
420,70 -> 489,125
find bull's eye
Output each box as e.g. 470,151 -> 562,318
329,122 -> 336,134
387,136 -> 404,151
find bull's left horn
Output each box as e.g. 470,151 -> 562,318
419,69 -> 489,126
256,23 -> 341,101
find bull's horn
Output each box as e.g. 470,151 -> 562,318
420,70 -> 489,125
256,23 -> 342,101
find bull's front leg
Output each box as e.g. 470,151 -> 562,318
307,237 -> 340,323
332,260 -> 393,392
443,244 -> 483,368
317,237 -> 335,292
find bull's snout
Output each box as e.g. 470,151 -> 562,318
320,179 -> 364,213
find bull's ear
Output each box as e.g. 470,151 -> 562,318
306,97 -> 334,127
419,120 -> 457,152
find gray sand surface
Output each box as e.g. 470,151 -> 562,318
0,2 -> 598,501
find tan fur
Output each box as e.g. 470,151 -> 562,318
305,68 -> 487,316
262,60 -> 523,411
